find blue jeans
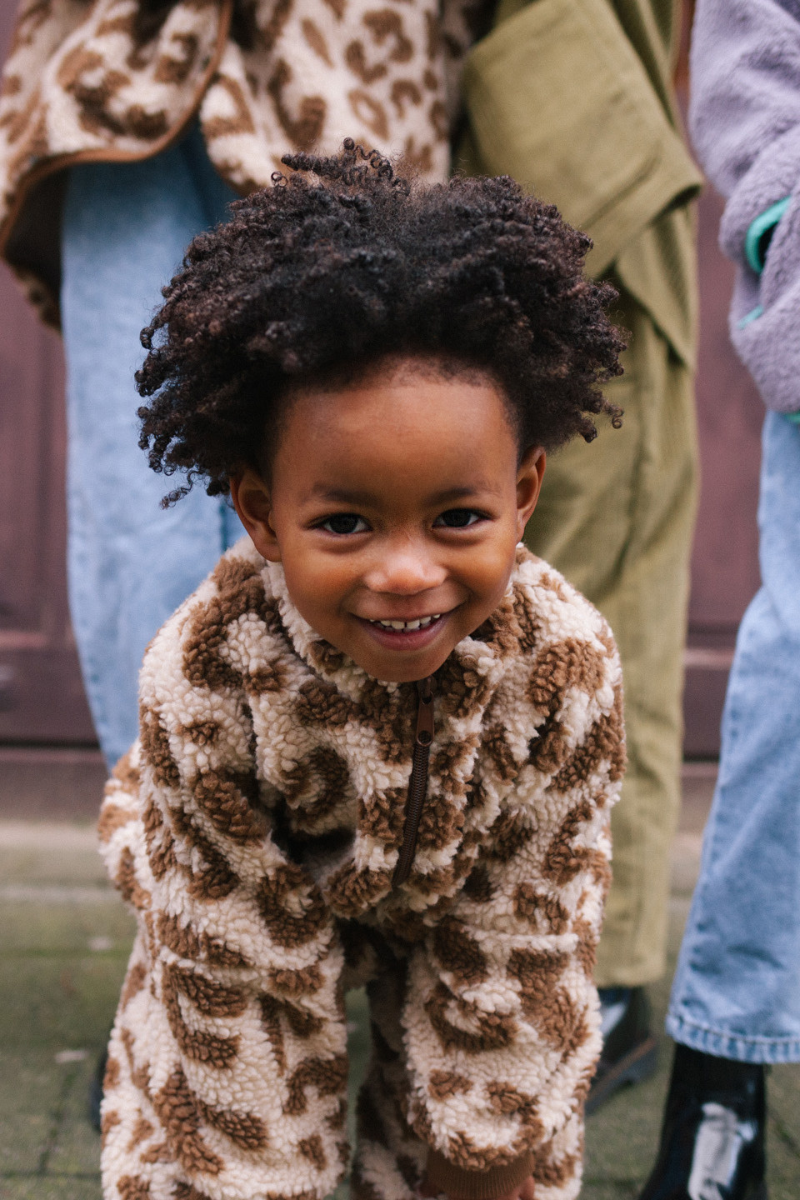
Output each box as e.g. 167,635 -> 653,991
667,412 -> 800,1064
62,128 -> 243,767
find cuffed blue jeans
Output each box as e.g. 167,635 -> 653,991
667,411 -> 800,1063
61,127 -> 243,767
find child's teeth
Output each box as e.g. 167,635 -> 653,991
375,614 -> 442,630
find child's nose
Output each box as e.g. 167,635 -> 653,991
363,538 -> 447,595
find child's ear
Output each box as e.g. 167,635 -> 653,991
230,468 -> 282,562
515,444 -> 546,538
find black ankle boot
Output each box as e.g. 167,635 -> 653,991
638,1043 -> 767,1199
587,986 -> 658,1113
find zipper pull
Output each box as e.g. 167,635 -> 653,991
415,675 -> 434,746
392,676 -> 435,889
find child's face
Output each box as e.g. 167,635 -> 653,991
232,358 -> 545,682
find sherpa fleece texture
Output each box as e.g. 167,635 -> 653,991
97,538 -> 624,1200
690,0 -> 800,412
0,0 -> 480,326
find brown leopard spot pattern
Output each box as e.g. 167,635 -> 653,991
121,962 -> 148,1010
192,767 -> 266,842
257,864 -> 329,947
157,912 -> 250,968
432,918 -> 488,987
284,1054 -> 348,1116
117,1176 -> 152,1200
151,1068 -> 224,1175
358,787 -> 406,849
126,1116 -> 154,1152
426,982 -> 517,1054
139,704 -> 180,789
428,1070 -> 473,1100
514,885 -> 570,935
162,964 -> 240,1067
197,1098 -> 268,1150
486,1082 -> 542,1135
92,544 -> 621,1200
97,802 -> 136,843
298,1133 -> 328,1170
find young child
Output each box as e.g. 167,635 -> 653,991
97,142 -> 626,1200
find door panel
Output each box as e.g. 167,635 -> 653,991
683,189 -> 763,756
0,262 -> 96,742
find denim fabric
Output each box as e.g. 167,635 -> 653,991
667,412 -> 800,1064
62,127 -> 243,767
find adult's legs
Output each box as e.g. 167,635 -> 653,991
667,411 -> 800,1063
638,412 -> 799,1200
62,127 -> 242,767
525,292 -> 698,987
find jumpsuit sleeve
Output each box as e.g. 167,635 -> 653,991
95,615 -> 348,1200
402,633 -> 624,1200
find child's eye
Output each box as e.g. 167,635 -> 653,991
320,513 -> 369,535
434,509 -> 485,529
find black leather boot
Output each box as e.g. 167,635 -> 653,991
587,986 -> 658,1113
638,1043 -> 767,1199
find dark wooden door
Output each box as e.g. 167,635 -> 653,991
0,0 -> 94,744
0,264 -> 95,743
683,187 -> 763,756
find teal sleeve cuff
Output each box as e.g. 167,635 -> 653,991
737,305 -> 763,329
744,196 -> 791,274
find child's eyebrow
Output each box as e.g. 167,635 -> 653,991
310,486 -> 375,505
310,484 -> 499,507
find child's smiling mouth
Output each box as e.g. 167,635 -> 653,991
355,610 -> 451,648
368,614 -> 442,631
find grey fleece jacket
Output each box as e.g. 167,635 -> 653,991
690,0 -> 800,412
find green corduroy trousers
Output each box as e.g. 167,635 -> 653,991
525,292 -> 698,986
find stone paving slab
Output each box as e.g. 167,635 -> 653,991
0,776 -> 797,1200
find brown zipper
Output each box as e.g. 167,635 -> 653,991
392,676 -> 435,888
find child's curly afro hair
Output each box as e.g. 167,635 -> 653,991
137,140 -> 624,503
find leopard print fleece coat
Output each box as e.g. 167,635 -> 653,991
97,538 -> 624,1200
0,0 -> 482,326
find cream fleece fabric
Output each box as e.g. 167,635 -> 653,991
97,537 -> 624,1200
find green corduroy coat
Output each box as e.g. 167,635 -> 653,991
456,0 -> 702,369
